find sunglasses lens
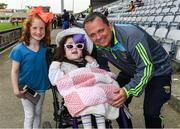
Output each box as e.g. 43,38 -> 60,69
76,44 -> 84,49
66,44 -> 73,49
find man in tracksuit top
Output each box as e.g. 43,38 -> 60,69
83,12 -> 172,128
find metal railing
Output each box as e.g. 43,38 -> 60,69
0,27 -> 22,52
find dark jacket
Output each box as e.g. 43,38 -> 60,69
94,24 -> 172,98
62,12 -> 69,21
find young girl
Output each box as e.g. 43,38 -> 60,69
9,6 -> 53,128
48,27 -> 119,129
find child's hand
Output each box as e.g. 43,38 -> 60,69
85,55 -> 94,63
14,89 -> 26,99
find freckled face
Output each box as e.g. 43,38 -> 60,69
30,18 -> 45,41
84,17 -> 112,47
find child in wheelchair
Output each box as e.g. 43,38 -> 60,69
48,28 -> 124,129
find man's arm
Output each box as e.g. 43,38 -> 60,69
111,30 -> 153,107
123,41 -> 153,98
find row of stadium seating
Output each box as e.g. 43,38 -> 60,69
104,0 -> 180,63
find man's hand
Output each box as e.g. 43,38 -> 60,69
110,88 -> 127,107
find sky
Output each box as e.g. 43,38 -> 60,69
1,0 -> 90,13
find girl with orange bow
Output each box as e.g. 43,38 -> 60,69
9,6 -> 53,128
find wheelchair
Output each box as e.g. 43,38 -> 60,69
42,44 -> 131,128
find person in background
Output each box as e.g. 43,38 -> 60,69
87,5 -> 93,15
104,8 -> 109,17
9,6 -> 53,129
127,1 -> 136,12
62,9 -> 70,29
52,15 -> 57,29
57,15 -> 62,28
141,0 -> 145,6
80,13 -> 86,18
15,19 -> 19,26
83,12 -> 172,128
70,13 -> 75,27
135,0 -> 144,7
10,18 -> 15,26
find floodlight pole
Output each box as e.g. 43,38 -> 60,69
61,0 -> 64,13
72,0 -> 74,13
21,0 -> 23,9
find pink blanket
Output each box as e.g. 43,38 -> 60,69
55,67 -> 119,117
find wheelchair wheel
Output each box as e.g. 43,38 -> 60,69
42,121 -> 52,128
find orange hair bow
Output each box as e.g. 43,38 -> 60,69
28,6 -> 53,23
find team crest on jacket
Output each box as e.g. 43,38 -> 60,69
120,52 -> 128,59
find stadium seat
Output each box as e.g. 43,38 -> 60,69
162,14 -> 175,26
167,29 -> 180,43
161,38 -> 175,57
169,6 -> 179,14
174,14 -> 180,22
145,22 -> 158,36
154,21 -> 169,42
169,22 -> 180,30
174,40 -> 180,62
